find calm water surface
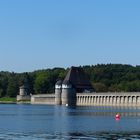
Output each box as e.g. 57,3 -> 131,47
0,104 -> 140,139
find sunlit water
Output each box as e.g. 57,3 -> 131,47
0,104 -> 140,139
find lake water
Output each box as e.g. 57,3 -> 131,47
0,104 -> 140,140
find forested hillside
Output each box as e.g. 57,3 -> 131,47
1,64 -> 140,97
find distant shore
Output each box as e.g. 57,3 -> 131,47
0,97 -> 30,104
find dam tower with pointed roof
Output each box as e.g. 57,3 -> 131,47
61,66 -> 93,106
61,80 -> 76,106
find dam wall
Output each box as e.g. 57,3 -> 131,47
31,94 -> 55,105
76,92 -> 140,106
31,92 -> 140,106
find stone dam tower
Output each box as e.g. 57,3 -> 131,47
55,66 -> 93,106
17,84 -> 31,102
55,80 -> 62,105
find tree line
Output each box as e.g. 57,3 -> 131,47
1,64 -> 140,97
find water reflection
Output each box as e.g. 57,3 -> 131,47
0,104 -> 140,139
53,105 -> 140,137
54,106 -> 140,117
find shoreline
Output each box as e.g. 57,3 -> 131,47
0,101 -> 30,104
0,97 -> 30,104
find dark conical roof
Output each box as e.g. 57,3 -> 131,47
56,80 -> 62,85
63,80 -> 72,85
63,66 -> 93,92
20,84 -> 29,89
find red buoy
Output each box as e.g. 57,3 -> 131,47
115,113 -> 121,121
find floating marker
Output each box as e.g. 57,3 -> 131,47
115,113 -> 121,121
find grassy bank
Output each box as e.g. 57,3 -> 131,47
0,97 -> 31,104
0,97 -> 16,103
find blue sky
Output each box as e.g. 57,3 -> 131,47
0,0 -> 140,72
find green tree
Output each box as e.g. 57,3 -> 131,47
93,82 -> 108,92
0,76 -> 8,97
7,77 -> 18,97
34,72 -> 51,94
